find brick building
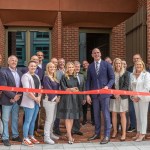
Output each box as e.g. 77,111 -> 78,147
0,0 -> 149,66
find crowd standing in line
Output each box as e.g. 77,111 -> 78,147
0,49 -> 150,147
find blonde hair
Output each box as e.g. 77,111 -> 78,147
134,60 -> 146,73
65,62 -> 76,79
113,58 -> 125,76
46,62 -> 58,82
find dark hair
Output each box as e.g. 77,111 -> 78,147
28,60 -> 37,66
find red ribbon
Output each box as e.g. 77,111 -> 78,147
0,86 -> 150,96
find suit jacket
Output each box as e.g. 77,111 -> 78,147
20,72 -> 41,108
0,68 -> 23,105
130,71 -> 150,102
77,73 -> 86,101
127,66 -> 134,73
111,71 -> 129,99
56,70 -> 65,83
86,60 -> 115,99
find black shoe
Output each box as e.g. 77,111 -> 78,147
72,131 -> 83,136
90,121 -> 95,126
100,137 -> 110,144
88,134 -> 100,141
12,136 -> 22,142
2,139 -> 11,146
54,129 -> 62,136
82,120 -> 87,125
127,127 -> 136,133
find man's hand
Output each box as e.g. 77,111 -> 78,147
87,95 -> 92,105
103,86 -> 109,89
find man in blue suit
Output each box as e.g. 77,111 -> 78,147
86,48 -> 115,144
0,55 -> 22,146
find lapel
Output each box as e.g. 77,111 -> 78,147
98,60 -> 104,77
91,62 -> 97,77
7,68 -> 16,86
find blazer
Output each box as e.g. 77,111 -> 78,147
43,75 -> 59,101
77,73 -> 86,101
20,72 -> 41,108
86,60 -> 115,99
130,71 -> 150,102
0,68 -> 23,105
111,71 -> 129,99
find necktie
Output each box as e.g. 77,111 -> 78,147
77,74 -> 80,85
95,62 -> 99,75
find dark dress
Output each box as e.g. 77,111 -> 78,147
57,75 -> 82,119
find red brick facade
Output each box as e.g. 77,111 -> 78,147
111,22 -> 126,60
62,26 -> 79,62
0,19 -> 5,64
52,12 -> 62,59
111,0 -> 147,63
0,1 -> 149,64
147,0 -> 150,65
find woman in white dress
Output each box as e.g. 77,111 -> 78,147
130,60 -> 150,142
110,58 -> 129,141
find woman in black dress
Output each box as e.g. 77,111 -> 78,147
57,62 -> 82,144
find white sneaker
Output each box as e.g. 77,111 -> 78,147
44,137 -> 55,144
51,133 -> 59,140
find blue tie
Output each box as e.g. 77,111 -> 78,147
96,62 -> 99,75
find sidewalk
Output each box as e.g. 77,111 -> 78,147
0,141 -> 150,150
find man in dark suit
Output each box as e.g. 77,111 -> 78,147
81,60 -> 95,125
36,51 -> 47,72
86,48 -> 115,144
0,55 -> 22,146
72,61 -> 85,136
127,54 -> 142,133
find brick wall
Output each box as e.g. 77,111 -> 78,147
147,0 -> 150,65
62,26 -> 79,62
111,22 -> 126,61
0,19 -> 5,65
111,0 -> 147,62
51,12 -> 62,59
137,0 -> 147,9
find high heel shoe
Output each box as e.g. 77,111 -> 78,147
111,132 -> 117,139
68,140 -> 73,144
120,137 -> 126,142
135,135 -> 145,142
68,138 -> 74,144
132,133 -> 140,141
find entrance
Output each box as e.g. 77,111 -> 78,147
6,28 -> 51,67
79,30 -> 110,64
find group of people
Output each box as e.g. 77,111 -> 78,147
0,48 -> 150,147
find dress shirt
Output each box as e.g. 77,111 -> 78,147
76,73 -> 80,85
9,67 -> 20,87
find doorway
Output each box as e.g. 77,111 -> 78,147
79,30 -> 110,64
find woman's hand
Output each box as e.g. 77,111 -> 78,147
56,96 -> 60,103
131,96 -> 140,102
35,96 -> 41,104
114,95 -> 120,100
66,87 -> 79,92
